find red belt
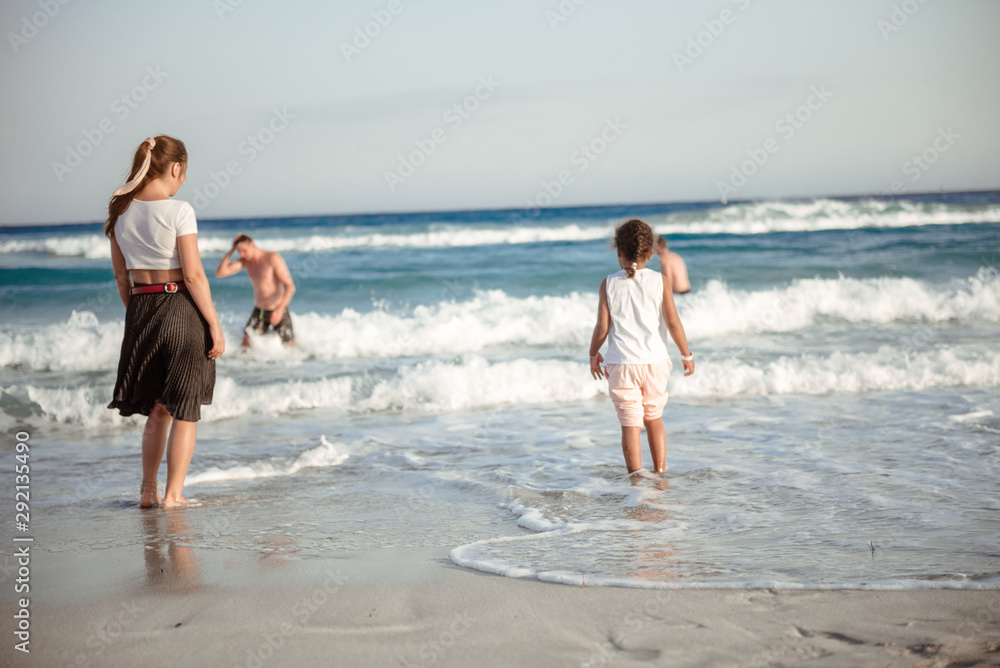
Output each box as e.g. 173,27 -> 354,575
130,282 -> 187,295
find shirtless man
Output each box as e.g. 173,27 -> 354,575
215,234 -> 296,347
655,236 -> 691,294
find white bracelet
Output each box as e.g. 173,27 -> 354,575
681,354 -> 694,361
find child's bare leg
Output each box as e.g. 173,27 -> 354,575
621,426 -> 644,473
644,417 -> 667,474
162,418 -> 198,508
140,403 -> 172,507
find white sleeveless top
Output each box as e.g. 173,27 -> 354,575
604,268 -> 669,365
114,199 -> 198,270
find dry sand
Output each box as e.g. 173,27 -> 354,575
2,540 -> 998,668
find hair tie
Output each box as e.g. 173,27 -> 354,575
112,137 -> 156,197
631,262 -> 637,270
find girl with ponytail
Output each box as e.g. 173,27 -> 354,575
588,219 -> 695,475
106,136 -> 224,508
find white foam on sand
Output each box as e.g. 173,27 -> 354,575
449,476 -> 1000,590
450,532 -> 997,589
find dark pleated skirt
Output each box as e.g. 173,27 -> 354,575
108,290 -> 215,422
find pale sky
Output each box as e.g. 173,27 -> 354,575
1,0 -> 998,225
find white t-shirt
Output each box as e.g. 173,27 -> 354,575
114,199 -> 198,270
604,268 -> 670,365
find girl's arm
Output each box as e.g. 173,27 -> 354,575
178,234 -> 225,359
110,236 -> 131,308
588,279 -> 610,379
661,274 -> 694,376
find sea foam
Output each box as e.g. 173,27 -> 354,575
4,271 -> 998,373
3,198 -> 997,258
185,435 -> 348,485
14,344 -> 1000,427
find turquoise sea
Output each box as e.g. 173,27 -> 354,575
1,191 -> 999,588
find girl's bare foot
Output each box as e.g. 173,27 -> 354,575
160,495 -> 190,509
140,479 -> 161,508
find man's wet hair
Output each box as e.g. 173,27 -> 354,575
234,234 -> 253,246
657,236 -> 668,250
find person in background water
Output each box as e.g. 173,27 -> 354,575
589,219 -> 694,475
655,235 -> 691,294
106,136 -> 224,509
215,234 -> 296,348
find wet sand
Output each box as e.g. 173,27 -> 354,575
3,536 -> 998,668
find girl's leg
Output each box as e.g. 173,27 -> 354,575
140,403 -> 173,507
621,426 -> 644,473
644,418 -> 667,474
162,417 -> 198,508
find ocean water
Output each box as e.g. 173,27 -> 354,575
2,192 -> 999,589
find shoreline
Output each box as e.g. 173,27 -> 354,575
4,543 -> 998,667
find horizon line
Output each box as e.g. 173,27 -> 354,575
3,186 -> 999,230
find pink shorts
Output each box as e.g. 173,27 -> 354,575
606,361 -> 671,427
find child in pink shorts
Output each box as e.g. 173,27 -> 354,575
588,219 -> 694,474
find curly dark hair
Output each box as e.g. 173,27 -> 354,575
613,219 -> 655,278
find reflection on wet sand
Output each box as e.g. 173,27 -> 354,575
256,534 -> 303,568
625,473 -> 682,582
140,510 -> 202,591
